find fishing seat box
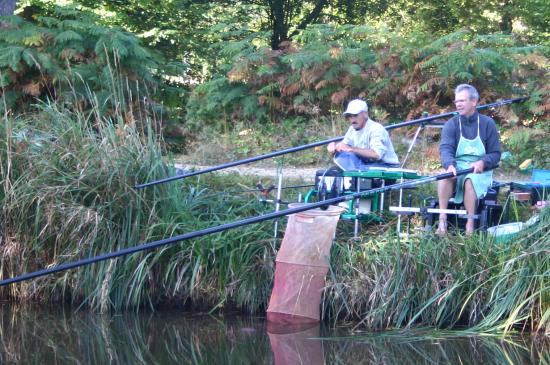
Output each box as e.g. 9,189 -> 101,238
314,167 -> 384,200
510,169 -> 550,205
425,182 -> 503,231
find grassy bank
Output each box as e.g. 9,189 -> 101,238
326,215 -> 550,334
0,104 -> 548,335
0,102 -> 276,312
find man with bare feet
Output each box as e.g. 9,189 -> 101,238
437,84 -> 501,235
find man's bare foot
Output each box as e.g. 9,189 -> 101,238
436,219 -> 448,236
465,221 -> 475,236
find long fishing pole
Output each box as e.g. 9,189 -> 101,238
386,97 -> 526,130
0,168 -> 474,287
135,136 -> 344,189
135,97 -> 526,189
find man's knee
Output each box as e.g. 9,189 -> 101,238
438,177 -> 456,190
464,179 -> 476,194
463,179 -> 480,206
437,179 -> 456,204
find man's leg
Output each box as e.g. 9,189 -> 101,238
437,178 -> 455,234
334,152 -> 360,171
463,179 -> 477,234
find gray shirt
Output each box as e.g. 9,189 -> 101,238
440,112 -> 501,170
342,119 -> 400,165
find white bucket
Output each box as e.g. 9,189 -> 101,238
486,222 -> 524,244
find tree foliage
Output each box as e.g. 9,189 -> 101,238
4,1 -> 549,163
187,26 -> 548,122
0,5 -> 158,119
382,0 -> 549,42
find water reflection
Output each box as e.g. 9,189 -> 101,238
0,303 -> 547,364
267,322 -> 323,365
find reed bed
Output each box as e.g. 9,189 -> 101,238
0,100 -> 275,313
325,210 -> 550,335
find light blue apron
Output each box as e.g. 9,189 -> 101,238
454,115 -> 493,204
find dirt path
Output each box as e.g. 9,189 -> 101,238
174,162 -> 527,183
174,163 -> 321,181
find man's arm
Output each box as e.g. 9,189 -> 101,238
349,127 -> 389,161
480,119 -> 501,170
347,145 -> 380,160
329,141 -> 380,160
328,128 -> 352,153
440,119 -> 458,169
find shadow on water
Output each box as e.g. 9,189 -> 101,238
0,303 -> 548,364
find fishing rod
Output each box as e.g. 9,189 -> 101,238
135,136 -> 344,189
135,97 -> 526,189
386,97 -> 527,130
0,167 -> 474,287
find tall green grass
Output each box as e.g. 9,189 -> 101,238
0,97 -> 275,312
325,210 -> 550,335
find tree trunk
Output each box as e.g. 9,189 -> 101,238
0,0 -> 17,16
270,0 -> 288,50
293,0 -> 327,33
269,0 -> 328,50
498,0 -> 513,33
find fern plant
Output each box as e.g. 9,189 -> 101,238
0,6 -> 158,118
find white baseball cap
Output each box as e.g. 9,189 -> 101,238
343,99 -> 368,115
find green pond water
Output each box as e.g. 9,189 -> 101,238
0,303 -> 547,364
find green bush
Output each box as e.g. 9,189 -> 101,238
0,6 -> 157,116
325,210 -> 550,334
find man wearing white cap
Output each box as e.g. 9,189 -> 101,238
327,99 -> 399,170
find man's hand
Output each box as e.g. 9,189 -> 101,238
333,142 -> 353,153
327,142 -> 352,153
447,165 -> 457,176
472,160 -> 485,173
